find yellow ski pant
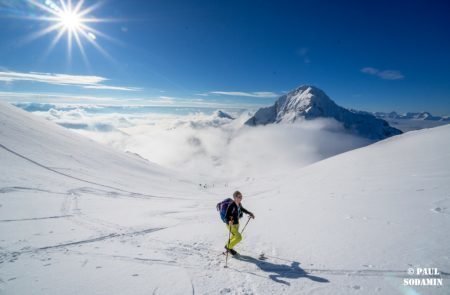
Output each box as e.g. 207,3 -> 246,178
226,224 -> 242,249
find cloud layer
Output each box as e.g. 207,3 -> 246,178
0,70 -> 140,91
21,104 -> 371,181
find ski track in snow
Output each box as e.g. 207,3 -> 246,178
1,227 -> 167,261
0,143 -> 190,201
0,186 -> 68,195
0,215 -> 73,223
59,189 -> 130,233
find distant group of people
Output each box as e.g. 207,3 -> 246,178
198,183 -> 229,189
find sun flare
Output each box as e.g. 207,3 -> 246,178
26,0 -> 112,63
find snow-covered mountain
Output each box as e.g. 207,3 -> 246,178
213,110 -> 234,120
374,111 -> 450,121
245,85 -> 402,140
373,111 -> 450,132
1,102 -> 449,294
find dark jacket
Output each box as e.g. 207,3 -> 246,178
225,202 -> 251,225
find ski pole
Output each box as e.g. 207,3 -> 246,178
225,221 -> 232,268
240,216 -> 251,234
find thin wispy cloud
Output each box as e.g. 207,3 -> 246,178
0,91 -> 258,108
158,96 -> 177,100
361,67 -> 379,75
0,70 -> 140,91
361,67 -> 404,80
0,91 -> 178,105
205,91 -> 280,98
297,47 -> 311,64
0,91 -> 115,103
377,70 -> 404,80
83,85 -> 141,91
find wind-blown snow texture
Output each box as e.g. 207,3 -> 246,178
246,85 -> 402,140
1,102 -> 449,294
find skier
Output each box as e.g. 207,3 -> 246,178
224,191 -> 255,255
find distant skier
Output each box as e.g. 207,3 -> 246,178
217,191 -> 255,256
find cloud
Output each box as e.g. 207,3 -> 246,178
376,70 -> 404,80
19,104 -> 370,180
297,47 -> 311,64
361,67 -> 404,80
0,91 -> 118,104
0,70 -> 140,91
361,67 -> 379,75
208,91 -> 280,98
0,91 -> 245,108
158,96 -> 179,101
83,85 -> 141,91
297,48 -> 308,56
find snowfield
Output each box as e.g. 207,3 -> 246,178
1,102 -> 449,294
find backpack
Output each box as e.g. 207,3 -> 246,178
216,198 -> 234,223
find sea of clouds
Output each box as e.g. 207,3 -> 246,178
16,103 -> 371,181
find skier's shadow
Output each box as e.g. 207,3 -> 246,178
235,255 -> 329,285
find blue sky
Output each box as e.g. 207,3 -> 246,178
0,0 -> 449,114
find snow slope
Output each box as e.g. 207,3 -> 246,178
0,102 -> 218,293
245,85 -> 402,140
1,102 -> 449,294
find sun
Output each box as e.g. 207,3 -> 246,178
26,0 -> 112,63
59,10 -> 82,31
